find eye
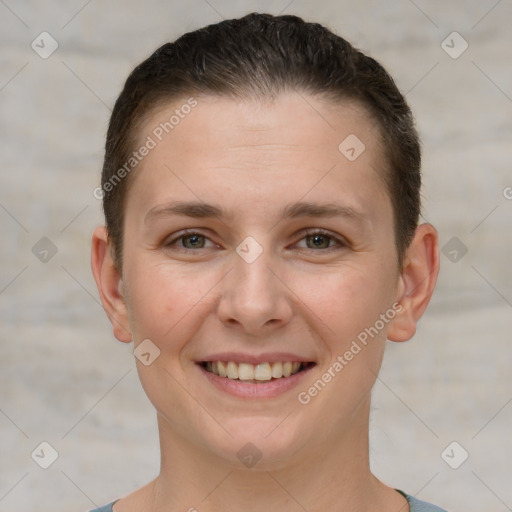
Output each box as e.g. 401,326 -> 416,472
294,229 -> 346,251
163,229 -> 347,253
164,230 -> 217,251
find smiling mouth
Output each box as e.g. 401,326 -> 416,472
200,361 -> 315,382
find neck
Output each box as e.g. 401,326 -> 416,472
142,396 -> 405,512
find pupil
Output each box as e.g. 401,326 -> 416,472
310,234 -> 328,248
185,234 -> 203,248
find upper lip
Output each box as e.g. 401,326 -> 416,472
197,352 -> 316,365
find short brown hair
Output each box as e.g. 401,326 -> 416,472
101,12 -> 421,272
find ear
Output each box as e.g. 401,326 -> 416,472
387,223 -> 439,343
90,225 -> 132,343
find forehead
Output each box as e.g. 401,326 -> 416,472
126,93 -> 390,226
138,93 -> 380,160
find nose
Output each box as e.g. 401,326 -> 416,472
216,245 -> 293,335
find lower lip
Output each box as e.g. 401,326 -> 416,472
197,364 -> 315,399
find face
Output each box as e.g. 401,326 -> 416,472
115,93 -> 404,467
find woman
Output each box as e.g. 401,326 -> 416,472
91,13 -> 445,511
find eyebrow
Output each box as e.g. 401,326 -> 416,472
144,200 -> 369,225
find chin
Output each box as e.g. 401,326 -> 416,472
204,416 -> 307,470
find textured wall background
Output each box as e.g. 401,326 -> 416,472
0,1 -> 511,510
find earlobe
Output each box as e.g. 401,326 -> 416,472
387,223 -> 440,343
90,225 -> 132,343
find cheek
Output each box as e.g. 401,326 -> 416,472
291,263 -> 396,343
293,267 -> 395,414
126,260 -> 219,350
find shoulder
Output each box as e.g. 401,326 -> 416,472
89,503 -> 116,512
399,491 -> 450,512
91,494 -> 449,512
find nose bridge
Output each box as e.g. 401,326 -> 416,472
236,250 -> 274,296
216,241 -> 291,331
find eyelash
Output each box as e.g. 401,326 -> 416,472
164,228 -> 347,253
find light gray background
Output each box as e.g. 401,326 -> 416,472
1,1 -> 511,510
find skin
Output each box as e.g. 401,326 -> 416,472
91,92 -> 439,512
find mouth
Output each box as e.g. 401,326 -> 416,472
195,352 -> 317,398
199,360 -> 316,383
198,361 -> 316,387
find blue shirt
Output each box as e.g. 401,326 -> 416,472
90,490 -> 449,511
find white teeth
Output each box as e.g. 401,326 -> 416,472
218,361 -> 227,378
238,363 -> 254,381
204,361 -> 304,381
271,362 -> 283,378
254,363 -> 272,381
226,361 -> 238,379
